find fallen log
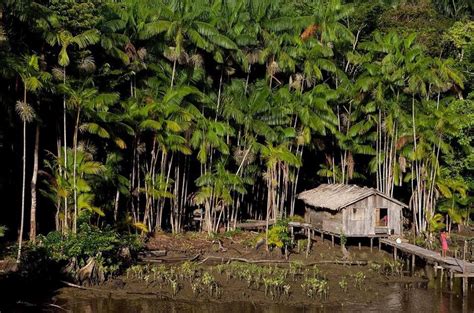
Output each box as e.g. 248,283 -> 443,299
197,255 -> 367,266
149,250 -> 167,257
307,260 -> 368,266
45,303 -> 69,312
61,281 -> 106,292
61,281 -> 158,296
140,253 -> 200,264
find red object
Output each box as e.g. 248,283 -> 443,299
440,232 -> 448,251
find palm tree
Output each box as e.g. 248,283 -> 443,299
104,0 -> 162,95
14,54 -> 50,260
296,0 -> 354,45
99,152 -> 130,223
15,100 -> 34,262
194,161 -> 246,234
60,81 -> 118,233
351,32 -> 415,194
158,0 -> 238,88
259,142 -> 301,248
138,83 -> 197,232
42,147 -> 106,230
432,0 -> 472,18
45,27 -> 100,231
437,177 -> 470,232
290,84 -> 338,213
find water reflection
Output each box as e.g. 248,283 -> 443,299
58,283 -> 474,313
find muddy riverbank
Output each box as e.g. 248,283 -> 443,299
51,232 -> 438,310
53,281 -> 474,313
54,261 -> 426,306
2,232 -> 474,312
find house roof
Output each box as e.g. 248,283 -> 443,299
297,184 -> 407,211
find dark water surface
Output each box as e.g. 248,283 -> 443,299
57,283 -> 474,313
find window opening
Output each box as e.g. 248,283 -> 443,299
376,208 -> 388,227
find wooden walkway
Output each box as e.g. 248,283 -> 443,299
238,221 -> 474,274
380,238 -> 474,274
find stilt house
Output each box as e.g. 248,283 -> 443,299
298,184 -> 406,237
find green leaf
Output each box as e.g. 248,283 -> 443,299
59,47 -> 70,67
165,120 -> 182,132
133,222 -> 149,233
208,34 -> 238,50
81,123 -> 110,138
140,120 -> 163,131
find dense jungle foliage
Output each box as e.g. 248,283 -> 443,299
0,0 -> 472,262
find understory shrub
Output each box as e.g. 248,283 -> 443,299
267,219 -> 292,251
33,224 -> 143,282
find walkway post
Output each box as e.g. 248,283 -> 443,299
306,229 -> 311,258
463,241 -> 467,297
449,270 -> 453,290
290,226 -> 294,245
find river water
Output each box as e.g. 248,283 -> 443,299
58,282 -> 473,313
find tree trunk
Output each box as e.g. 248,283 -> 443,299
63,67 -> 68,232
215,69 -> 224,120
244,64 -> 251,94
29,124 -> 40,242
265,172 -> 271,252
72,108 -> 81,233
55,135 -> 62,232
114,189 -> 120,222
411,95 -> 420,234
171,59 -> 177,88
17,118 -> 27,263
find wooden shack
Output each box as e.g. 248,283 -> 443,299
298,184 -> 406,237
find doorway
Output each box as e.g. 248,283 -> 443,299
375,208 -> 388,227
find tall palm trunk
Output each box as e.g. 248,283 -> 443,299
29,124 -> 39,242
114,189 -> 120,222
63,67 -> 68,232
72,108 -> 81,233
265,171 -> 271,251
215,69 -> 224,120
411,95 -> 423,234
171,59 -> 177,88
265,164 -> 276,251
244,64 -> 251,94
55,136 -> 62,232
17,88 -> 27,263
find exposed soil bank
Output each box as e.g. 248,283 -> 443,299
55,263 -> 425,307
53,232 -> 429,308
143,231 -> 397,264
